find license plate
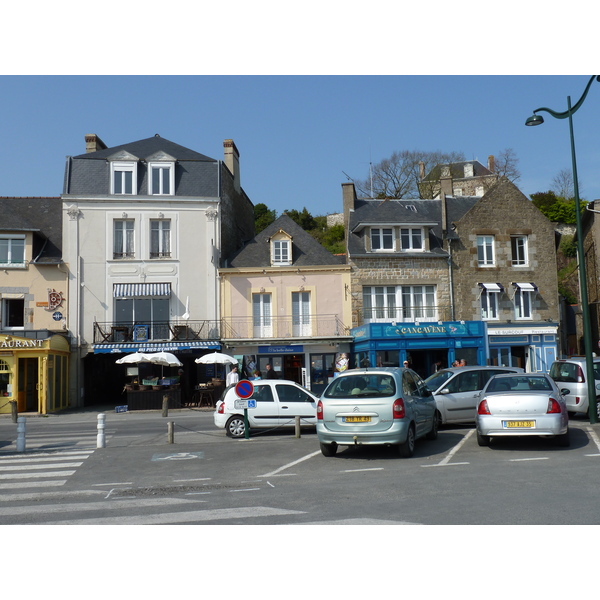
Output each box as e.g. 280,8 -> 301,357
503,420 -> 535,428
343,416 -> 371,423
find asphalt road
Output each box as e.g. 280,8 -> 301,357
1,407 -> 600,526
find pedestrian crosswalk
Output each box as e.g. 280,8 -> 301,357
0,429 -> 99,453
0,449 -> 95,491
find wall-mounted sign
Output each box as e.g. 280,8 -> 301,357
52,312 -> 63,321
46,289 -> 64,311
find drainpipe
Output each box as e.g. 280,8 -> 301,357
448,238 -> 455,322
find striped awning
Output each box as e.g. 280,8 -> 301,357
478,283 -> 504,292
94,341 -> 220,354
113,283 -> 171,298
512,282 -> 537,291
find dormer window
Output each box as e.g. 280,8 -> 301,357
371,228 -> 394,251
149,162 -> 174,195
146,151 -> 176,196
270,229 -> 292,266
400,228 -> 423,251
111,161 -> 137,195
272,240 -> 291,265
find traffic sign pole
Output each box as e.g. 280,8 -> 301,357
234,380 -> 255,440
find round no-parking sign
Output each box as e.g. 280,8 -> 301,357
235,379 -> 254,399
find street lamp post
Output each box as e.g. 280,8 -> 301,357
526,75 -> 600,424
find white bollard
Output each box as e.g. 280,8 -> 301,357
97,413 -> 106,448
16,416 -> 26,452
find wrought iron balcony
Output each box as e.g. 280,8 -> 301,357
93,320 -> 221,345
220,314 -> 350,341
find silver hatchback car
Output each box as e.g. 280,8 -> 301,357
316,367 -> 437,458
424,366 -> 524,426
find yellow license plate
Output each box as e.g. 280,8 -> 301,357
503,420 -> 535,428
343,416 -> 371,423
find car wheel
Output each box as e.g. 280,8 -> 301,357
320,442 -> 337,457
476,431 -> 490,446
556,429 -> 571,447
225,415 -> 246,438
426,413 -> 439,440
398,424 -> 416,458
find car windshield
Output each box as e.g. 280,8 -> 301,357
487,376 -> 552,393
324,374 -> 397,398
424,370 -> 453,391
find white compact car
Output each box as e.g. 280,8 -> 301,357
214,379 -> 319,438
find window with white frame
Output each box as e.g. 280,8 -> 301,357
292,291 -> 311,336
513,283 -> 536,320
400,228 -> 423,251
0,236 -> 25,267
253,293 -> 272,337
363,285 -> 436,322
150,220 -> 171,258
477,235 -> 495,266
480,289 -> 500,320
511,235 -> 528,266
371,228 -> 394,251
111,161 -> 137,195
272,239 -> 291,265
148,162 -> 174,195
113,220 -> 135,259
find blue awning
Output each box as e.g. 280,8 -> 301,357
94,340 -> 220,354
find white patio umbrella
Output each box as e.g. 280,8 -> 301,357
195,352 -> 237,365
144,351 -> 183,367
115,352 -> 152,365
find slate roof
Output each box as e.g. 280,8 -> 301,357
422,160 -> 493,182
65,135 -> 220,197
227,213 -> 345,268
347,196 -> 478,256
71,134 -> 217,162
0,197 -> 62,263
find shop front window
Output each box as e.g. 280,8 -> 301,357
0,359 -> 11,398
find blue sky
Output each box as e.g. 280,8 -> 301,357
2,75 -> 600,218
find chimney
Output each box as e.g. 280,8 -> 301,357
440,165 -> 453,197
488,155 -> 495,173
419,161 -> 425,181
342,182 -> 357,243
85,134 -> 107,153
223,139 -> 240,192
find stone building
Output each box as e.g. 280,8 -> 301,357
451,177 -> 560,370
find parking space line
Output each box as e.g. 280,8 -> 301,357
586,427 -> 600,453
343,468 -> 384,473
258,450 -> 321,477
509,457 -> 549,462
422,429 -> 474,468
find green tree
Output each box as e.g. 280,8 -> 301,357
254,203 -> 276,234
530,190 -> 587,224
284,207 -> 316,230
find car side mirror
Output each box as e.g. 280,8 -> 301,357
561,388 -> 570,396
439,388 -> 450,395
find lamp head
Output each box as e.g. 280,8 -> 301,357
525,113 -> 544,126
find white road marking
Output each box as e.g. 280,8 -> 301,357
422,429 -> 474,467
509,457 -> 549,462
258,450 -> 321,477
0,480 -> 67,489
0,470 -> 75,480
586,427 -> 600,453
38,506 -> 305,525
0,462 -> 83,471
343,468 -> 384,473
0,497 -> 206,518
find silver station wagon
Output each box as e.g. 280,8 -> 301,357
316,367 -> 437,458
